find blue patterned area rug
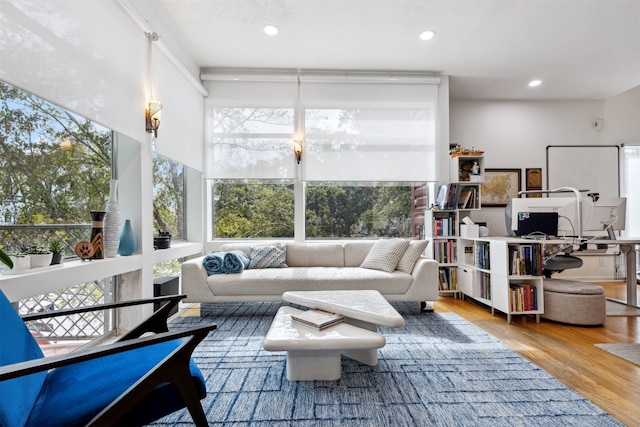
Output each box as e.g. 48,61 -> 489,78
152,302 -> 622,426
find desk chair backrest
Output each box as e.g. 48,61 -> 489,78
0,290 -> 47,427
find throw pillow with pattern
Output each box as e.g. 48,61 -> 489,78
248,245 -> 288,269
360,238 -> 410,272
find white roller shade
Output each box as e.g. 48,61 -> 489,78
301,82 -> 438,182
205,81 -> 297,179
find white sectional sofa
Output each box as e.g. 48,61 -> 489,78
181,240 -> 439,307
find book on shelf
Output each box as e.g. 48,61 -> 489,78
457,187 -> 476,209
290,309 -> 345,330
509,283 -> 537,312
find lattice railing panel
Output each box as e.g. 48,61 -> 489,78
20,279 -> 113,341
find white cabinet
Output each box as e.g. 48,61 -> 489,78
458,237 -> 544,324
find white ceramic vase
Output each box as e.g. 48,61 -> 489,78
103,179 -> 122,258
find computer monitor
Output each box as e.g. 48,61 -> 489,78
506,197 -> 579,236
582,197 -> 626,232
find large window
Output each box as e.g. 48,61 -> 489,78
205,72 -> 438,240
153,152 -> 185,240
306,183 -> 415,239
0,80 -> 112,253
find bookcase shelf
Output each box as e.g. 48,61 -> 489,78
458,237 -> 544,324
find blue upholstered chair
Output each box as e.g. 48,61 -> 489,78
0,290 -> 215,426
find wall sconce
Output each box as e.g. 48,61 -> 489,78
293,139 -> 303,164
145,100 -> 163,138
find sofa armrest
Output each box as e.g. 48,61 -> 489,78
406,256 -> 439,302
181,256 -> 215,302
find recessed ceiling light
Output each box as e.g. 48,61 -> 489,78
264,25 -> 279,36
419,30 -> 436,41
528,79 -> 542,87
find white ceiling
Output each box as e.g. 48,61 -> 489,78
129,0 -> 640,100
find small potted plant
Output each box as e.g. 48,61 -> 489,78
49,240 -> 64,265
8,251 -> 30,271
19,243 -> 53,268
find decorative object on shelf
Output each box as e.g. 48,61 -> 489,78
449,144 -> 484,158
103,179 -> 122,258
49,240 -> 63,265
153,231 -> 172,249
118,219 -> 137,256
89,211 -> 106,259
75,241 -> 95,260
481,169 -> 522,207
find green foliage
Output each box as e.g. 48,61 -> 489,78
213,181 -> 294,238
153,154 -> 184,238
49,239 -> 63,254
213,181 -> 414,239
0,248 -> 13,269
18,243 -> 49,254
0,80 -> 111,225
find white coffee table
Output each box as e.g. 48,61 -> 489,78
263,290 -> 405,381
263,306 -> 386,381
282,290 -> 406,330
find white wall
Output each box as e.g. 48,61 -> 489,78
601,86 -> 640,146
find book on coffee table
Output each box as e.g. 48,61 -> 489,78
291,309 -> 345,330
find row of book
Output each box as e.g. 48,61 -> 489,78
475,242 -> 491,270
434,239 -> 458,263
509,244 -> 543,276
436,183 -> 479,210
438,267 -> 457,291
510,283 -> 538,312
432,213 -> 457,236
478,272 -> 491,300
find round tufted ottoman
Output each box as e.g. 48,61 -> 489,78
542,279 -> 606,325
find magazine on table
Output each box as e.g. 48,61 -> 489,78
291,309 -> 345,330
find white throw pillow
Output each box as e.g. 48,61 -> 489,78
360,239 -> 410,272
396,239 -> 429,274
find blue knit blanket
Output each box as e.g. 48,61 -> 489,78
222,250 -> 250,274
203,250 -> 250,275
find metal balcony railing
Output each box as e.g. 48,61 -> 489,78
1,224 -> 113,341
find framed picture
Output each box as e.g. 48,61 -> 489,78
481,168 -> 522,207
525,168 -> 543,198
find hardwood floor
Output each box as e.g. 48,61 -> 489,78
434,281 -> 639,427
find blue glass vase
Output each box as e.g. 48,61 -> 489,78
117,219 -> 137,256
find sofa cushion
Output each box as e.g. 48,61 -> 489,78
360,238 -> 410,272
343,241 -> 376,267
396,239 -> 429,274
207,267 -> 413,296
248,244 -> 288,269
286,242 -> 345,267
